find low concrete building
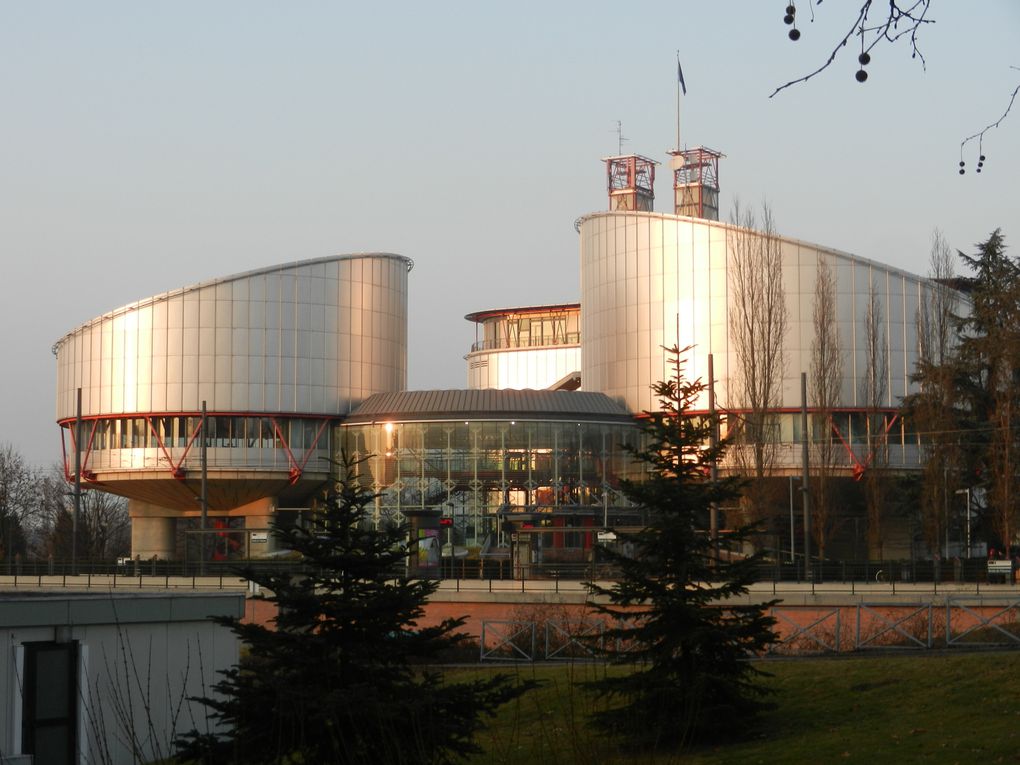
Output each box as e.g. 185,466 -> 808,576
0,591 -> 242,765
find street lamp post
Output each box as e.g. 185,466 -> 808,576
788,475 -> 798,564
800,373 -> 811,581
943,467 -> 949,561
955,488 -> 972,559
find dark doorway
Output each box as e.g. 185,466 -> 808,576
22,640 -> 78,765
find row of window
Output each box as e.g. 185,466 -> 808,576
477,311 -> 581,352
76,416 -> 331,452
724,411 -> 914,448
471,332 -> 581,352
70,411 -> 920,454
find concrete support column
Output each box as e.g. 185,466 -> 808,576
130,514 -> 176,560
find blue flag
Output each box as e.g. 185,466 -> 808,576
677,60 -> 687,95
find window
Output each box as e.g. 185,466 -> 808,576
131,419 -> 147,448
184,417 -> 202,448
95,420 -> 109,450
159,416 -> 175,447
22,640 -> 78,765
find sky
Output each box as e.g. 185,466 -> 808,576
1,1 -> 1017,469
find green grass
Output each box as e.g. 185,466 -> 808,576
457,652 -> 1020,764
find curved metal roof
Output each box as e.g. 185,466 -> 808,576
574,210 -> 941,286
344,389 -> 634,424
464,302 -> 580,323
53,252 -> 413,353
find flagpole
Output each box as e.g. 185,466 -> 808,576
676,51 -> 681,152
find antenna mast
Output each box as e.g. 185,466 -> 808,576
616,120 -> 628,155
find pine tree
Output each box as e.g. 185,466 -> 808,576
586,347 -> 778,749
178,454 -> 528,764
906,231 -> 1020,557
944,231 -> 1020,554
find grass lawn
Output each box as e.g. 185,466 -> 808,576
459,652 -> 1020,764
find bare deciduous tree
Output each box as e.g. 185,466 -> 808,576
34,466 -> 130,562
861,275 -> 889,558
728,201 -> 788,526
810,256 -> 843,560
918,230 -> 956,369
913,230 -> 959,556
46,488 -> 130,563
0,443 -> 44,565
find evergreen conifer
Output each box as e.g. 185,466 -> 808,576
178,454 -> 528,764
587,347 -> 778,748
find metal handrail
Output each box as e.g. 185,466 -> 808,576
470,332 -> 580,353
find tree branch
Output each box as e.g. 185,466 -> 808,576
959,68 -> 1020,172
770,0 -> 934,98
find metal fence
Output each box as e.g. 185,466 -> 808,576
2,554 -> 1018,594
442,555 -> 1011,587
479,598 -> 1020,661
480,620 -> 606,662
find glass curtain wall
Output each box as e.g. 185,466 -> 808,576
338,419 -> 644,559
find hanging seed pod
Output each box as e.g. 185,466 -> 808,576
789,28 -> 801,41
858,52 -> 871,66
855,69 -> 868,82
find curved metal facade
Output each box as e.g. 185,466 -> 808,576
578,211 -> 944,470
52,253 -> 411,517
467,346 -> 582,390
55,253 -> 410,420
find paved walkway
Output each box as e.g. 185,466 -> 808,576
0,573 -> 250,591
432,577 -> 1020,604
3,574 -> 1018,605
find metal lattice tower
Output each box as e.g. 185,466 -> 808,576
668,146 -> 723,220
603,154 -> 658,212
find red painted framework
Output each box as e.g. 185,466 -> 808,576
671,146 -> 723,219
647,405 -> 905,477
57,412 -> 335,487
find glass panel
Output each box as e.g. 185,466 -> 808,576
260,418 -> 276,448
33,724 -> 71,765
185,416 -> 202,447
175,417 -> 188,447
33,645 -> 71,719
132,419 -> 147,448
160,417 -> 174,447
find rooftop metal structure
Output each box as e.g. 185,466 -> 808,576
668,146 -> 724,221
602,154 -> 658,212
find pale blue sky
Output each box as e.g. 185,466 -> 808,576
2,1 -> 1017,467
